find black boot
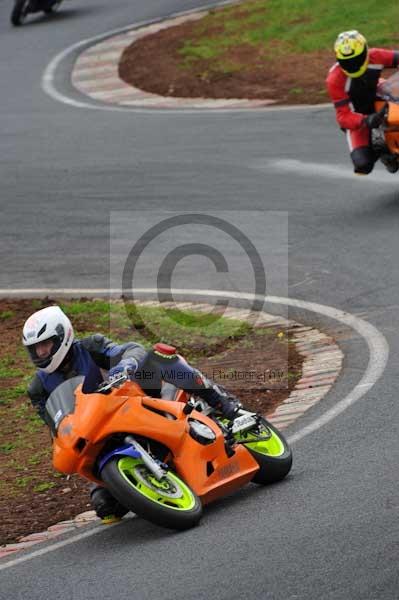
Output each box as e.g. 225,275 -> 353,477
90,486 -> 129,524
216,392 -> 242,420
380,153 -> 399,173
197,381 -> 242,420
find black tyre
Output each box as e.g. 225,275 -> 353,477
240,418 -> 292,484
43,0 -> 62,14
10,0 -> 30,26
101,455 -> 202,530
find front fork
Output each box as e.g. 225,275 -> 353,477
98,435 -> 168,481
124,435 -> 167,481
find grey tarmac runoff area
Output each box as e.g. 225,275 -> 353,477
1,1 -> 399,599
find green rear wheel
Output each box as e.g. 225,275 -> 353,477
236,418 -> 292,484
101,456 -> 202,530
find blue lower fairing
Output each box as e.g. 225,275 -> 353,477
98,444 -> 141,473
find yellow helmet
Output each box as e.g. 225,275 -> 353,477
334,30 -> 368,77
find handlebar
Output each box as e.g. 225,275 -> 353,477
97,373 -> 128,394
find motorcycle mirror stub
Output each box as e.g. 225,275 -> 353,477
183,398 -> 206,415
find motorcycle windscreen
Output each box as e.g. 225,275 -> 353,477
377,71 -> 399,103
45,375 -> 84,435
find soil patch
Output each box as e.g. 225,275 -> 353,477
0,299 -> 302,546
118,16 -> 332,105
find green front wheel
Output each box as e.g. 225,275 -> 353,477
101,456 -> 202,530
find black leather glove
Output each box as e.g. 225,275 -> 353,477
365,103 -> 387,129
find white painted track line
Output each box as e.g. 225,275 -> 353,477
41,1 -> 331,114
0,520 -> 128,572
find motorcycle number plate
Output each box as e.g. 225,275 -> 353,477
231,413 -> 256,433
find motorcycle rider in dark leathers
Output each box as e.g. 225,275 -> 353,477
23,306 -> 242,523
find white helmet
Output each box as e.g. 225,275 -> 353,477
22,306 -> 74,373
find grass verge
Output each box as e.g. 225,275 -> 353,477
179,0 -> 399,66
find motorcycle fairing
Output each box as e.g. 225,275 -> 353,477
52,380 -> 260,496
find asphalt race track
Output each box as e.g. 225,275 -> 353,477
1,1 -> 399,599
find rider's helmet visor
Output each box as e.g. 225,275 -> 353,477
338,46 -> 368,75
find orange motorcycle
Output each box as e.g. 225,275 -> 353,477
374,70 -> 399,166
46,365 -> 292,530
